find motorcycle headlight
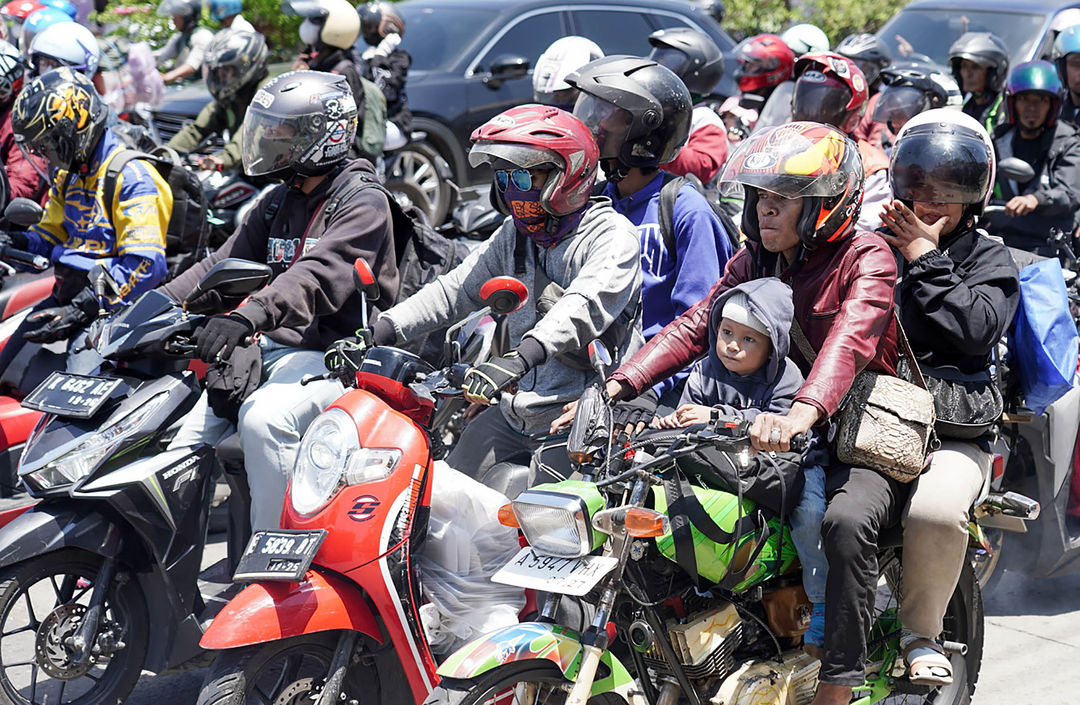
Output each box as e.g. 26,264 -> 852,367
291,408 -> 401,516
24,393 -> 168,491
512,484 -> 606,558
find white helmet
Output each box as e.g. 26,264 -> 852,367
285,0 -> 360,51
1051,8 -> 1080,33
533,36 -> 603,109
781,23 -> 829,56
28,20 -> 99,75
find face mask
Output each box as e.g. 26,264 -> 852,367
502,184 -> 584,248
299,19 -> 320,46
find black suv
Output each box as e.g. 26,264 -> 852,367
399,0 -> 737,186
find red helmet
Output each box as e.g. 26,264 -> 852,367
1,0 -> 42,20
469,104 -> 599,217
734,34 -> 794,94
791,52 -> 869,134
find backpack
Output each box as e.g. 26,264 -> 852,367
101,146 -> 209,267
357,76 -> 387,160
657,173 -> 742,255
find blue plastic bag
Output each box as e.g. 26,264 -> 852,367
1010,258 -> 1079,415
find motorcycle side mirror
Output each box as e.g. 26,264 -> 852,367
5,197 -> 43,227
480,276 -> 528,316
999,157 -> 1035,183
353,258 -> 381,302
184,258 -> 273,308
588,341 -> 612,379
88,263 -> 122,302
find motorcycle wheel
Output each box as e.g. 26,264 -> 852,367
197,632 -> 359,705
386,142 -> 452,225
430,662 -> 627,705
970,528 -> 1005,593
875,556 -> 983,704
0,548 -> 148,705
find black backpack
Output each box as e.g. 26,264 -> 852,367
656,173 -> 742,256
101,146 -> 210,269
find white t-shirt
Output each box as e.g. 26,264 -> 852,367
156,26 -> 214,71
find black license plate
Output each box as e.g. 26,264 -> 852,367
22,372 -> 123,419
233,529 -> 327,582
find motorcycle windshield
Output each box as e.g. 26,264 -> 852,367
94,290 -> 178,359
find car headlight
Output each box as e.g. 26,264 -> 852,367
512,484 -> 606,558
25,393 -> 168,491
291,408 -> 401,516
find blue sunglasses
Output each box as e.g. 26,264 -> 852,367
495,168 -> 533,192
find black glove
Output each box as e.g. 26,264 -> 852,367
194,313 -> 255,363
612,390 -> 659,433
463,351 -> 529,404
0,229 -> 28,251
205,340 -> 264,424
23,288 -> 97,344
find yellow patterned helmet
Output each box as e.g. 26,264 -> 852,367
11,66 -> 105,170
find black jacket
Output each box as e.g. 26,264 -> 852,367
894,225 -> 1019,375
160,159 -> 399,350
361,48 -> 411,133
990,120 -> 1080,254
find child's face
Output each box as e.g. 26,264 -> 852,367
716,317 -> 772,376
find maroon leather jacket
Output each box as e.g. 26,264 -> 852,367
0,106 -> 47,202
611,230 -> 900,420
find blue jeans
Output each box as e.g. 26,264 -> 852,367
789,464 -> 827,603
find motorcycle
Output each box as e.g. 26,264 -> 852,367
426,352 -> 1039,705
0,257 -> 272,705
194,261 -> 529,705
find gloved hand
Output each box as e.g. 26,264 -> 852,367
324,334 -> 371,375
0,229 -> 27,251
23,288 -> 98,344
463,351 -> 529,405
612,389 -> 659,437
194,313 -> 255,363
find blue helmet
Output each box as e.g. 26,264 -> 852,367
1053,25 -> 1080,83
19,6 -> 70,53
209,0 -> 241,22
37,0 -> 75,18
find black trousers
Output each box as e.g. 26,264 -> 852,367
819,463 -> 911,686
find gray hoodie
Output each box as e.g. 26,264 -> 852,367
382,199 -> 643,433
681,277 -> 803,424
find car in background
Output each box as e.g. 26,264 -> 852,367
396,0 -> 738,188
877,0 -> 1080,69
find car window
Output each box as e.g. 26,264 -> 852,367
877,8 -> 1047,67
476,10 -> 564,72
399,5 -> 492,72
645,11 -> 735,51
569,9 -> 656,57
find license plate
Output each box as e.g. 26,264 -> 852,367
232,529 -> 327,583
22,372 -> 123,419
491,547 -> 618,596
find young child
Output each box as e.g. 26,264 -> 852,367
653,277 -> 829,657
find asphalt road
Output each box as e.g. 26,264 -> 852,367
122,535 -> 1080,705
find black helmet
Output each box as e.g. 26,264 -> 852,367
12,66 -> 106,170
204,29 -> 268,101
156,0 -> 202,31
834,33 -> 890,89
948,32 -> 1009,94
700,0 -> 724,24
241,70 -> 357,177
647,27 -> 724,98
872,64 -> 962,132
357,1 -> 404,46
568,55 -> 691,180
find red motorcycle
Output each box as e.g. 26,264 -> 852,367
196,259 -> 529,705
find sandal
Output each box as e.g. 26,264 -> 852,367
901,637 -> 953,687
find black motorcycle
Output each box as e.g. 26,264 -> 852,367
0,258 -> 270,705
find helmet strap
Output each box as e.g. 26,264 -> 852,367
600,158 -> 630,183
795,196 -> 823,248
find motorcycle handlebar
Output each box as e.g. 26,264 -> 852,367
0,245 -> 48,271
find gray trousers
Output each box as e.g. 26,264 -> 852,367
169,338 -> 343,531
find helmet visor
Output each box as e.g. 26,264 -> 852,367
572,92 -> 632,161
206,63 -> 239,99
468,141 -> 561,170
790,73 -> 852,127
871,85 -> 928,129
890,128 -> 991,204
533,87 -> 578,111
241,109 -> 310,176
648,46 -> 690,77
16,128 -> 70,168
719,123 -> 857,199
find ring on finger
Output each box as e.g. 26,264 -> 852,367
769,427 -> 781,442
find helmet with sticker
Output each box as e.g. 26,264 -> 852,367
11,66 -> 107,170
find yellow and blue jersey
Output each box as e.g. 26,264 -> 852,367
26,129 -> 171,307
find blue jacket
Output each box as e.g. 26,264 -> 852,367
604,172 -> 734,397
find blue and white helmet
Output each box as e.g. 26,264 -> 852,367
28,20 -> 98,75
209,0 -> 241,23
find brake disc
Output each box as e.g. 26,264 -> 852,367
273,677 -> 319,705
35,603 -> 91,680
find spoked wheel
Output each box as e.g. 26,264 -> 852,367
430,662 -> 626,705
197,632 -> 369,705
386,142 -> 452,225
0,549 -> 148,705
870,553 -> 983,705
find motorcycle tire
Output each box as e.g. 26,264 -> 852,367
197,632 -> 349,705
0,548 -> 148,705
386,142 -> 453,226
970,528 -> 1006,594
429,661 -> 627,705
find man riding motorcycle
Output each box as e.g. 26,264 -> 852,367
357,1 -> 411,140
0,38 -> 46,201
0,67 -> 170,392
166,29 -> 268,172
949,31 -> 1009,132
162,70 -> 399,531
155,0 -> 214,84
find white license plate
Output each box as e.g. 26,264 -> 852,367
491,547 -> 618,596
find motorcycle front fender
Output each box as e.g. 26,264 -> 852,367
436,622 -> 634,698
200,566 -> 384,650
0,502 -> 121,569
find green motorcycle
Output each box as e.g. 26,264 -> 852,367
427,353 -> 986,705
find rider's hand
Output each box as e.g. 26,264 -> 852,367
197,155 -> 224,171
750,402 -> 820,453
194,313 -> 255,363
550,378 -> 634,434
324,335 -> 370,375
463,352 -> 528,405
24,305 -> 93,343
1004,194 -> 1039,217
879,200 -> 947,262
612,390 -> 659,437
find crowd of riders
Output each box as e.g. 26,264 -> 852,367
0,2 -> 1078,703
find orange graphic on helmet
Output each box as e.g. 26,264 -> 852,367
44,84 -> 91,131
782,131 -> 847,176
